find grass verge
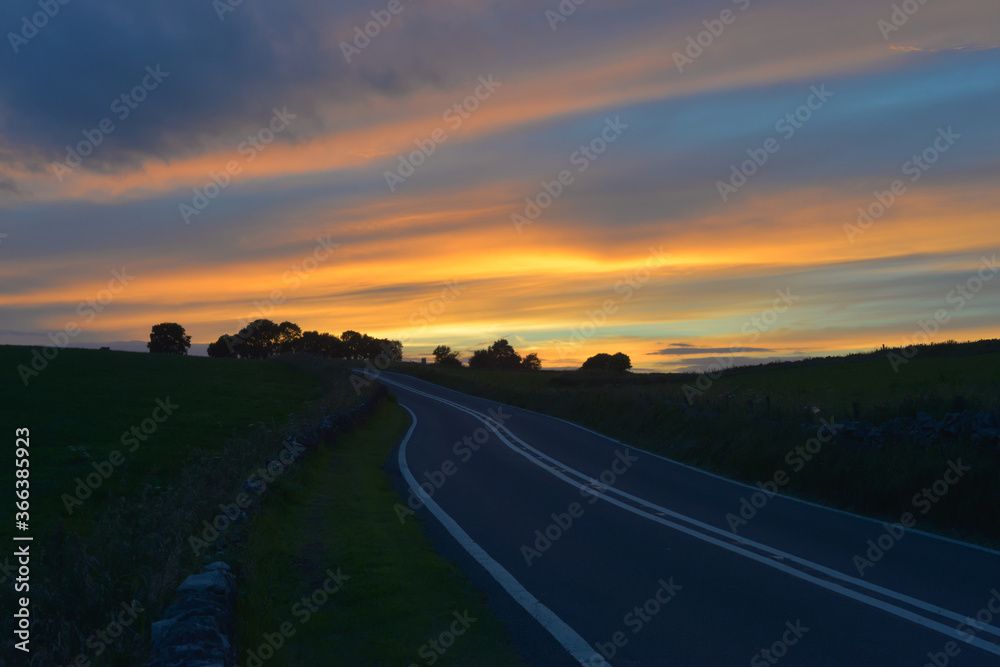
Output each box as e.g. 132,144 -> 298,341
235,398 -> 526,666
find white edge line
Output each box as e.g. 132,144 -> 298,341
372,369 -> 1000,558
379,373 -> 1000,657
395,403 -> 610,667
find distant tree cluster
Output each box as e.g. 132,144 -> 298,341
192,319 -> 402,361
580,352 -> 631,372
138,319 -> 402,365
467,339 -> 541,371
205,320 -> 301,359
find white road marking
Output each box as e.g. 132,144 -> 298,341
396,403 -> 610,667
374,371 -> 1000,658
385,370 -> 1000,556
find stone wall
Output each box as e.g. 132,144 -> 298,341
145,382 -> 387,666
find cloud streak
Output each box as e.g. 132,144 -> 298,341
1,0 -> 997,372
652,346 -> 775,356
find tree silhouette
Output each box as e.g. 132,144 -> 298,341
205,322 -> 399,361
521,352 -> 542,371
468,338 -> 522,370
294,331 -> 346,358
233,319 -> 282,359
432,345 -> 462,367
580,352 -> 631,372
341,330 -> 364,359
207,334 -> 238,358
147,323 -> 191,355
381,339 -> 403,362
276,321 -> 302,353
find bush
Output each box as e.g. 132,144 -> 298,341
580,352 -> 631,372
468,339 -> 522,370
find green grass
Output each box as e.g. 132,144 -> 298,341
386,347 -> 1000,547
0,346 -> 352,665
235,399 -> 527,666
1,345 -> 321,529
389,350 -> 1000,421
3,342 -> 996,662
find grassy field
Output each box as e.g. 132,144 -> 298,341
385,344 -> 1000,547
0,346 -> 527,665
1,346 -> 322,530
0,346 -> 337,665
2,343 -> 997,661
235,399 -> 527,666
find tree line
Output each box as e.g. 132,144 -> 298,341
433,340 -> 630,372
432,339 -> 540,370
147,323 -> 630,371
146,321 -> 402,361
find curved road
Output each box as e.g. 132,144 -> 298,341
365,370 -> 1000,666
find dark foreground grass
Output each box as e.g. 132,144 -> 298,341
386,348 -> 1000,547
0,346 -> 362,665
0,345 -> 321,528
236,399 -> 526,666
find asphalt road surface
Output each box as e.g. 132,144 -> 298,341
364,369 -> 1000,666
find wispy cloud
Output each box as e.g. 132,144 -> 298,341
652,346 -> 775,356
1,0 -> 997,371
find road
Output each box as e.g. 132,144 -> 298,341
364,369 -> 1000,666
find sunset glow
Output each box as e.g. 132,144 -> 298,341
2,0 -> 998,371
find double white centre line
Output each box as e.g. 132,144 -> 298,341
371,371 -> 1000,662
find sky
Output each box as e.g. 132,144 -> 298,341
1,0 -> 998,371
